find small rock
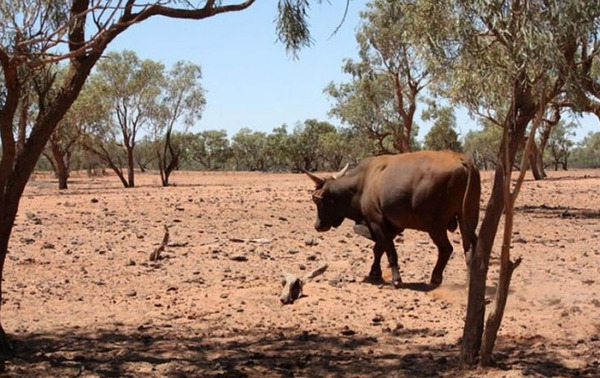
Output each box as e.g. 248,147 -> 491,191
372,314 -> 385,324
305,238 -> 319,246
91,198 -> 99,203
125,290 -> 137,297
288,248 -> 300,254
341,326 -> 356,336
229,255 -> 248,262
42,242 -> 55,249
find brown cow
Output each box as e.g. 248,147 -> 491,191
305,150 -> 480,288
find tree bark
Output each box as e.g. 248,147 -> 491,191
50,142 -> 70,190
0,221 -> 16,364
528,141 -> 544,180
461,84 -> 536,366
126,144 -> 135,188
479,103 -> 543,365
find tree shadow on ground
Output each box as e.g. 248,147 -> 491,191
517,204 -> 600,219
524,174 -> 599,183
4,326 -> 598,377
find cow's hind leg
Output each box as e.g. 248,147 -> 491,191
382,239 -> 401,288
429,230 -> 453,286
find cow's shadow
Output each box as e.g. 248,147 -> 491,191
401,282 -> 438,292
362,277 -> 438,292
363,278 -> 504,297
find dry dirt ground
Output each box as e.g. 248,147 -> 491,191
2,169 -> 600,377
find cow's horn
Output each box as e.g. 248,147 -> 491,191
332,163 -> 349,180
303,169 -> 324,186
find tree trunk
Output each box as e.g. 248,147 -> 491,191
479,105 -> 542,365
51,143 -> 70,190
461,88 -> 536,366
16,99 -> 29,157
126,145 -> 135,188
461,164 -> 506,365
0,216 -> 16,366
529,142 -> 544,180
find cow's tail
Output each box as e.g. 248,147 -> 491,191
459,157 -> 481,255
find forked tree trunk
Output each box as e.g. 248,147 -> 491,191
461,84 -> 537,366
479,104 -> 542,364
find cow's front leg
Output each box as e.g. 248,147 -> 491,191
366,242 -> 385,284
370,224 -> 401,288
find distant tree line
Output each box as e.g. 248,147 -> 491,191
37,56 -> 600,187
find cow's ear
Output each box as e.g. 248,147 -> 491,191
303,169 -> 324,187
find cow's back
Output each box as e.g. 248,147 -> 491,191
360,151 -> 471,232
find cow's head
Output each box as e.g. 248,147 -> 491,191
304,164 -> 350,232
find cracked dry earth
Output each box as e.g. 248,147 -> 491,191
2,170 -> 600,377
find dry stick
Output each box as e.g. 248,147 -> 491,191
480,98 -> 544,365
150,224 -> 170,261
198,238 -> 220,246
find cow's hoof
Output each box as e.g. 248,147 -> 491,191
392,280 -> 403,289
363,275 -> 385,285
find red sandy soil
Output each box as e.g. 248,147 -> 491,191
2,169 -> 599,377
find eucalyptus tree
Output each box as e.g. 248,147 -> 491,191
288,119 -> 336,171
571,131 -> 600,168
43,76 -> 106,189
545,121 -> 576,171
0,0 -> 337,361
463,121 -> 503,170
151,61 -> 205,186
265,125 -> 293,171
230,128 -> 269,171
188,130 -> 230,171
83,50 -> 165,187
422,105 -> 462,152
43,112 -> 80,189
529,105 -> 561,179
417,0 -> 600,366
326,0 -> 429,154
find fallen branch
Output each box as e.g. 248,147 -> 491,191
198,238 -> 220,247
150,225 -> 169,261
280,264 -> 328,305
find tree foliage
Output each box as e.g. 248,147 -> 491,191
422,104 -> 462,152
463,121 -> 503,170
188,130 -> 230,171
545,121 -> 576,171
571,131 -> 600,168
152,60 -> 206,186
326,0 -> 428,154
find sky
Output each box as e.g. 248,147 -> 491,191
107,0 -> 598,142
